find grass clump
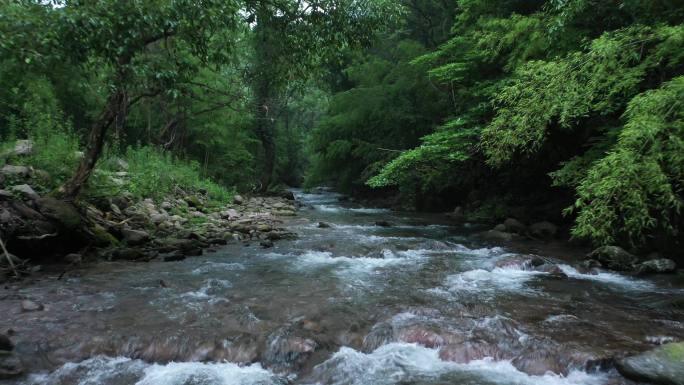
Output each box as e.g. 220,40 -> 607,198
92,146 -> 234,206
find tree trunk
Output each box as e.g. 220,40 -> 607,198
60,91 -> 126,200
255,108 -> 276,190
254,70 -> 276,191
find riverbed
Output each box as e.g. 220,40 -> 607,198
1,189 -> 683,384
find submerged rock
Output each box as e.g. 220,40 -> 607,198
439,341 -> 509,363
586,246 -> 639,271
0,335 -> 12,351
0,352 -> 23,380
264,328 -> 317,370
512,349 -> 568,376
375,221 -> 392,227
21,300 -> 43,312
318,222 -> 331,228
616,342 -> 684,385
636,258 -> 677,275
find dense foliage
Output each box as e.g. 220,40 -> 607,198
1,0 -> 683,252
310,0 -> 684,251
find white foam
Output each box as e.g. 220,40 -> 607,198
445,267 -> 546,294
311,205 -> 390,214
313,204 -> 343,213
18,356 -> 146,385
543,314 -> 580,323
181,278 -> 232,300
356,234 -> 422,244
557,264 -> 658,291
192,262 -> 246,275
453,244 -> 507,255
347,207 -> 391,214
291,249 -> 427,276
137,361 -> 279,385
306,343 -> 607,385
20,356 -> 282,385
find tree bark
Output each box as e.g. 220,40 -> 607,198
255,100 -> 276,190
59,91 -> 126,200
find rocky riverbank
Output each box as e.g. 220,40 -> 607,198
462,214 -> 681,277
0,170 -> 298,280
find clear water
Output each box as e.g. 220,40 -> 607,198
1,189 -> 682,385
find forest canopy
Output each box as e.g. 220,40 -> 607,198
1,0 -> 683,253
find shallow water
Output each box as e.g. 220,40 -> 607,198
1,189 -> 683,385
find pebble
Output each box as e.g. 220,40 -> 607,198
20,300 -> 43,312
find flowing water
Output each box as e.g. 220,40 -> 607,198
1,189 -> 683,385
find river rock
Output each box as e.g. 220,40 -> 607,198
439,341 -> 508,363
529,221 -> 557,239
1,165 -> 31,178
184,195 -> 201,208
318,222 -> 331,228
36,198 -> 82,231
0,335 -> 12,351
0,352 -> 23,380
64,253 -> 82,264
396,326 -> 445,348
260,240 -> 274,248
446,206 -> 464,221
504,218 -> 526,234
1,140 -> 32,159
150,213 -> 168,224
586,246 -> 639,271
264,329 -> 317,370
493,223 -> 506,232
275,209 -> 296,216
183,247 -> 203,257
636,258 -> 677,275
375,220 -> 392,227
21,300 -> 43,312
222,209 -> 239,219
233,195 -> 244,205
10,184 -> 39,200
121,228 -> 150,245
480,230 -> 516,242
616,342 -> 684,385
257,224 -> 272,232
512,350 -> 568,376
163,253 -> 186,262
110,248 -> 147,261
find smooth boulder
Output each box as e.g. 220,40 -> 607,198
586,246 -> 639,271
1,165 -> 30,178
10,184 -> 39,200
636,258 -> 677,275
121,228 -> 150,246
0,335 -> 12,351
0,352 -> 23,380
503,218 -> 526,234
616,342 -> 684,385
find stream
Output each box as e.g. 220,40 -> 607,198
1,189 -> 683,385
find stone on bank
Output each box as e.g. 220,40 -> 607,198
617,342 -> 684,385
